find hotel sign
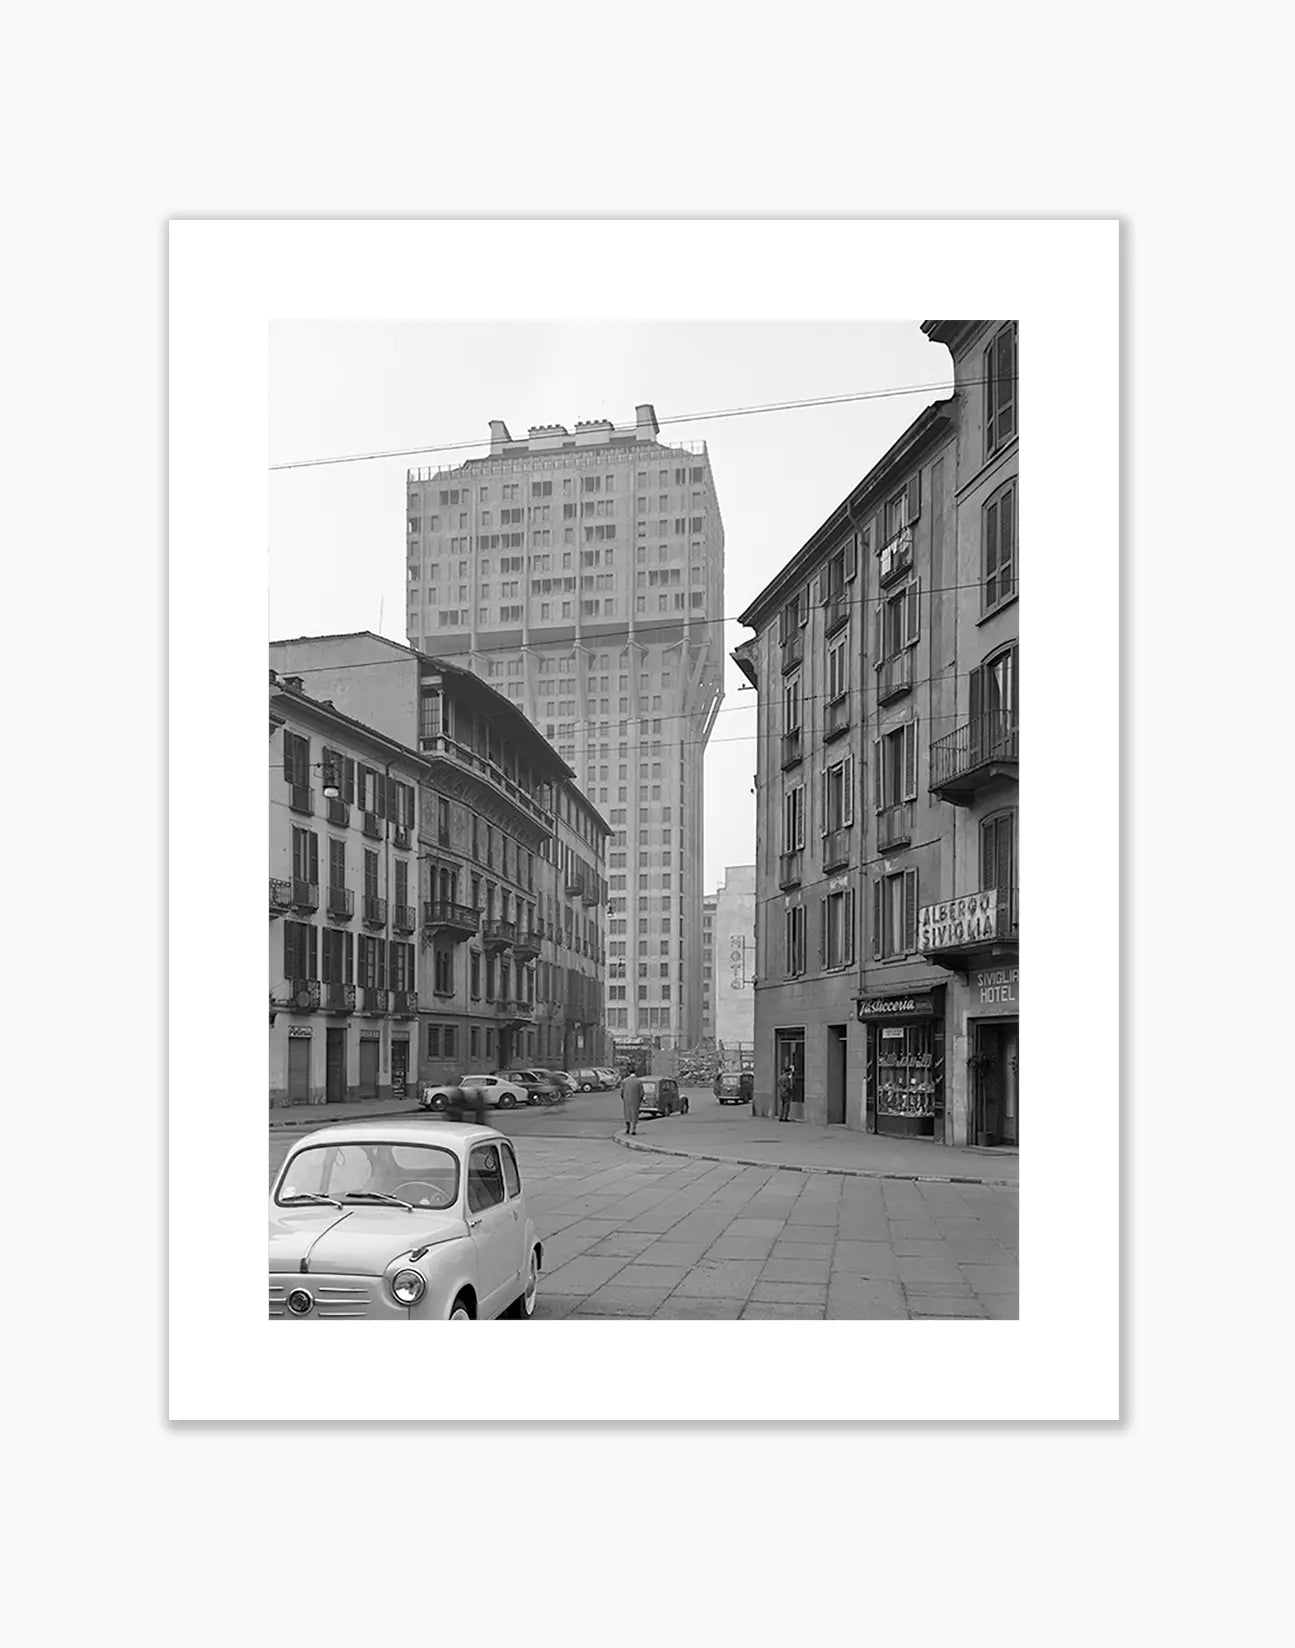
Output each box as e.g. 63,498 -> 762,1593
918,890 -> 999,952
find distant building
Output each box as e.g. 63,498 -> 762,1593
269,633 -> 609,1092
269,673 -> 430,1106
711,866 -> 756,1053
402,404 -> 725,1046
700,894 -> 717,1041
735,322 -> 1018,1146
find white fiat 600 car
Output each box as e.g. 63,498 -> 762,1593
269,1120 -> 541,1320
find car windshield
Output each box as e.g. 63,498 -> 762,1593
277,1142 -> 461,1210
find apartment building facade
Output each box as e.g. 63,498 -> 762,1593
269,675 -> 429,1107
735,322 -> 1018,1147
269,632 -> 609,1091
700,894 -> 717,1041
711,865 -> 756,1053
403,404 -> 725,1048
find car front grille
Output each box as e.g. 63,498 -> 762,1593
269,1279 -> 377,1318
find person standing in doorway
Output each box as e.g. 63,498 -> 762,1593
777,1067 -> 795,1122
621,1070 -> 644,1135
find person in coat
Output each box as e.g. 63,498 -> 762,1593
621,1071 -> 644,1135
777,1068 -> 795,1122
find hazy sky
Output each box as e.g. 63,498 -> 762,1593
269,320 -> 951,891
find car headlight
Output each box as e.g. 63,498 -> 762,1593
391,1268 -> 427,1305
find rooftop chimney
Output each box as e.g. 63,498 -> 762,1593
488,419 -> 513,456
635,403 -> 660,440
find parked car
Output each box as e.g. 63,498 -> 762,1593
714,1071 -> 754,1105
269,1120 -> 541,1320
638,1076 -> 687,1119
497,1068 -> 562,1105
528,1067 -> 576,1097
419,1074 -> 527,1111
570,1067 -> 610,1092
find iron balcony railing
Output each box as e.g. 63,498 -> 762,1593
482,919 -> 517,950
928,712 -> 1019,801
778,850 -> 803,889
423,899 -> 480,938
292,879 -> 319,912
391,990 -> 418,1017
326,797 -> 350,827
327,885 -> 355,920
323,982 -> 356,1012
394,824 -> 412,851
877,650 -> 914,703
512,925 -> 542,958
781,631 -> 804,672
780,728 -> 802,768
289,784 -> 314,815
360,987 -> 388,1013
269,877 -> 292,912
877,804 -> 912,852
823,694 -> 850,741
362,812 -> 383,839
822,827 -> 852,872
392,904 -> 417,934
288,978 -> 321,1011
362,895 -> 388,927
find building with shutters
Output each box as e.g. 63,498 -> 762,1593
402,404 -> 725,1048
269,672 -> 431,1108
734,321 -> 1018,1147
269,632 -> 610,1094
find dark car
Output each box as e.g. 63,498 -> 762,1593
638,1076 -> 687,1119
714,1071 -> 753,1105
497,1069 -> 561,1106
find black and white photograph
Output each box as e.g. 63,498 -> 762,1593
265,317 -> 1021,1324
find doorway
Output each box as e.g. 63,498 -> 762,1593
774,1028 -> 805,1116
287,1035 -> 311,1105
826,1024 -> 847,1125
391,1038 -> 409,1101
358,1038 -> 379,1102
974,1021 -> 1019,1146
325,1028 -> 347,1104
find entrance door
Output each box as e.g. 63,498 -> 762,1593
287,1036 -> 311,1105
391,1039 -> 409,1101
975,1022 -> 1019,1145
1001,1024 -> 1019,1145
358,1039 -> 379,1102
826,1025 -> 847,1125
325,1028 -> 346,1104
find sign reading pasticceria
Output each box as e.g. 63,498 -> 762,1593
856,993 -> 937,1022
918,890 -> 998,952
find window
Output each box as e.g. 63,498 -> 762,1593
467,1145 -> 506,1212
983,478 -> 1017,611
283,919 -> 317,980
877,581 -> 920,660
433,944 -> 454,997
981,810 -> 1017,931
820,888 -> 855,970
437,797 -> 451,845
986,323 -> 1018,454
292,826 -> 318,887
970,645 -> 1019,751
827,634 -> 848,702
782,785 -> 805,852
873,721 -> 918,810
873,868 -> 918,960
822,755 -> 854,834
784,904 -> 806,977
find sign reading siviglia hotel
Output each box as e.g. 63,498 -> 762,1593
917,890 -> 999,952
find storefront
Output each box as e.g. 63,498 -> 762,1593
968,963 -> 1019,1146
856,988 -> 946,1139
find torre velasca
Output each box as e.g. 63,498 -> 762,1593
404,405 -> 725,1048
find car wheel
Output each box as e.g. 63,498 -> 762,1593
450,1292 -> 473,1321
581,1082 -> 592,1092
498,1092 -> 516,1109
505,1248 -> 540,1318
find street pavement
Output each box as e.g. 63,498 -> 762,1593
267,1086 -> 1018,1319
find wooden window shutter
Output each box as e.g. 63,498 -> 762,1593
308,831 -> 319,884
872,879 -> 883,959
812,570 -> 825,607
981,817 -> 997,889
796,787 -> 805,849
969,662 -> 984,724
860,523 -> 872,561
903,720 -> 918,801
819,898 -> 827,968
845,533 -> 858,582
984,494 -> 1000,601
903,868 -> 918,953
845,889 -> 855,966
998,812 -> 1015,895
873,601 -> 883,665
820,769 -> 829,835
798,590 -> 808,628
873,738 -> 883,813
904,580 -> 920,647
843,755 -> 854,826
343,758 -> 355,804
344,931 -> 353,983
907,471 -> 921,523
307,923 -> 318,979
283,922 -> 294,979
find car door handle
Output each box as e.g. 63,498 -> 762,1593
468,1216 -> 483,1229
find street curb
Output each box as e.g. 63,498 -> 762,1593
269,1107 -> 417,1130
613,1133 -> 1017,1188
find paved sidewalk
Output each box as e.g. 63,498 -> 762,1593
617,1112 -> 1018,1186
269,1097 -> 429,1129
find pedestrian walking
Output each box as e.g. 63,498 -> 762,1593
777,1068 -> 795,1122
621,1071 -> 644,1135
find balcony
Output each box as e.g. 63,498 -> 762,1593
780,728 -> 802,769
918,887 -> 1018,969
822,827 -> 852,872
392,903 -> 417,934
824,587 -> 850,635
289,784 -> 314,815
391,990 -> 418,1018
362,811 -> 383,840
481,919 -> 517,954
564,867 -> 586,896
781,631 -> 803,673
326,797 -> 350,828
394,824 -> 412,851
287,978 -> 320,1012
823,694 -> 851,742
323,981 -> 356,1013
580,880 -> 601,906
360,987 -> 388,1013
512,925 -> 542,962
269,877 -> 292,914
423,900 -> 480,941
362,895 -> 388,928
778,850 -> 803,889
877,650 -> 914,704
291,879 -> 319,912
327,885 -> 355,921
928,713 -> 1019,804
877,804 -> 912,852
879,527 -> 914,585
498,997 -> 534,1022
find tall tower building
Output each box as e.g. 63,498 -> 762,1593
404,404 -> 725,1047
